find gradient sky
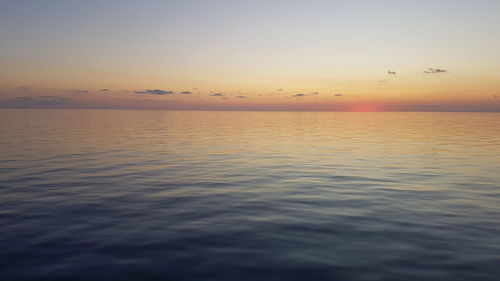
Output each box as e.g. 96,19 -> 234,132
1,0 -> 499,111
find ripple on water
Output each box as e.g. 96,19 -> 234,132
1,110 -> 500,280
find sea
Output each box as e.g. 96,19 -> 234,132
1,109 -> 499,281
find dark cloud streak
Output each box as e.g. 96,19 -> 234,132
135,89 -> 174,95
72,89 -> 89,94
4,96 -> 73,108
423,67 -> 447,74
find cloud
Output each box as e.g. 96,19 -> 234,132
4,96 -> 73,108
277,88 -> 283,91
379,80 -> 387,83
18,86 -> 31,91
334,94 -> 344,96
236,95 -> 247,98
494,95 -> 498,98
311,92 -> 319,95
100,88 -> 109,92
13,97 -> 34,102
135,89 -> 174,95
293,94 -> 306,97
180,91 -> 192,95
38,95 -> 72,102
423,67 -> 447,74
210,93 -> 224,96
72,89 -> 89,94
387,71 -> 396,75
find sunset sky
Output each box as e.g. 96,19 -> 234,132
1,0 -> 499,111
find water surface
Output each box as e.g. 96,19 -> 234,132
1,110 -> 500,280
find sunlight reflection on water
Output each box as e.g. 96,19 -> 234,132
1,109 -> 500,280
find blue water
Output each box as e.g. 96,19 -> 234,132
1,109 -> 500,280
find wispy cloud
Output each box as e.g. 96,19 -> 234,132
311,92 -> 319,95
180,91 -> 192,95
387,70 -> 396,75
72,89 -> 89,94
210,93 -> 224,96
423,67 -> 447,74
135,89 -> 174,95
334,94 -> 344,97
38,95 -> 72,102
18,86 -> 31,91
13,97 -> 34,102
236,95 -> 247,98
293,94 -> 306,97
100,88 -> 109,92
379,80 -> 387,83
277,88 -> 283,91
4,96 -> 73,108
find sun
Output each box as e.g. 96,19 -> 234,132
350,104 -> 379,112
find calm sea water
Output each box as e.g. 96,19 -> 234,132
1,109 -> 500,281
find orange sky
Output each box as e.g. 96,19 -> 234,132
1,0 -> 499,111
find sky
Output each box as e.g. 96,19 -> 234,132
1,0 -> 499,111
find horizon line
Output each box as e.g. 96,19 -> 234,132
1,107 -> 499,113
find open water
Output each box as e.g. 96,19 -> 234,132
1,109 -> 499,280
